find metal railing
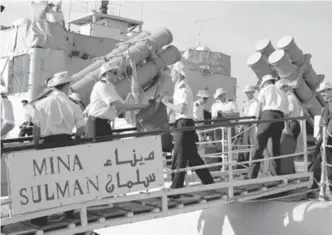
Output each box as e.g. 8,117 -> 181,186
0,115 -> 314,234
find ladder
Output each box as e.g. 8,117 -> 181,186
1,116 -> 313,235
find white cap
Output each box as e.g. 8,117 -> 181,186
47,71 -> 72,88
317,81 -> 332,92
197,90 -> 210,98
172,61 -> 186,77
214,88 -> 227,99
260,74 -> 277,88
99,63 -> 119,78
243,85 -> 256,93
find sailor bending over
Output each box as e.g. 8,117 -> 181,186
29,71 -> 85,226
247,74 -> 289,179
162,62 -> 214,191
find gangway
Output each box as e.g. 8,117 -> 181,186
1,117 -> 313,235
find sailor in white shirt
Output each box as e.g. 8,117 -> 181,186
276,79 -> 302,131
210,88 -> 239,152
193,89 -> 210,122
29,71 -> 85,226
239,85 -> 258,164
242,85 -> 258,118
1,82 -> 14,140
276,79 -> 302,151
211,88 -> 239,119
85,63 -> 147,138
247,74 -> 289,179
162,62 -> 214,190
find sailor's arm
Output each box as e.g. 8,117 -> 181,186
255,89 -> 265,119
161,90 -> 188,114
99,83 -> 148,111
112,101 -> 148,111
73,104 -> 86,138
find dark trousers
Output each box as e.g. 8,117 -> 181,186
31,134 -> 75,226
89,116 -> 113,138
18,122 -> 33,137
171,119 -> 214,188
247,110 -> 285,179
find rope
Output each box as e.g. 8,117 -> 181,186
232,125 -> 253,140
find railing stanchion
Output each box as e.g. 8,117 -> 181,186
221,127 -> 226,172
227,127 -> 234,198
319,126 -> 327,200
302,119 -> 308,173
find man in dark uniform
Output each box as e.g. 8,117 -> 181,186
162,62 -> 214,191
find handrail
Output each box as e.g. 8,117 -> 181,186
1,116 -> 309,153
1,116 -> 255,144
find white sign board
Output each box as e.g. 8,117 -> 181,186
7,135 -> 164,215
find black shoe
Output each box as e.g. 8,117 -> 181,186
168,194 -> 181,200
65,210 -> 75,220
30,216 -> 48,227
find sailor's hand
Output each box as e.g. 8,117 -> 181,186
161,97 -> 169,104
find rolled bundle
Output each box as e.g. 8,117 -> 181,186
254,39 -> 275,58
71,28 -> 174,104
277,36 -> 305,66
71,30 -> 151,83
74,45 -> 181,105
269,49 -> 298,80
293,78 -> 314,103
115,45 -> 181,100
247,52 -> 274,79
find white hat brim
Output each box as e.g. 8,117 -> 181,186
243,88 -> 255,93
47,76 -> 73,88
214,91 -> 226,99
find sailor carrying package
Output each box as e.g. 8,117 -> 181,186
135,99 -> 173,153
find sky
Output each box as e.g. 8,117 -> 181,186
1,0 -> 332,105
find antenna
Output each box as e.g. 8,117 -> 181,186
193,18 -> 216,46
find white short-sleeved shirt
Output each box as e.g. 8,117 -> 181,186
243,98 -> 258,117
32,90 -> 85,137
1,96 -> 15,138
173,80 -> 194,120
211,100 -> 239,119
85,80 -> 124,120
257,84 -> 289,115
287,92 -> 302,118
193,100 -> 205,122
